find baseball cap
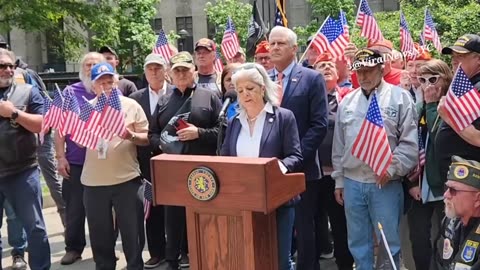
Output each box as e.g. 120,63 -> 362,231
255,41 -> 270,54
351,48 -> 385,71
447,155 -> 480,190
170,52 -> 195,69
98,46 -> 119,58
195,38 -> 216,51
90,62 -> 115,81
144,53 -> 167,68
442,34 -> 480,55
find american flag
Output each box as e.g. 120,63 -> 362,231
274,0 -> 287,27
418,129 -> 426,166
144,180 -> 153,220
400,11 -> 415,59
71,101 -> 99,150
153,29 -> 173,61
49,90 -> 64,130
86,93 -> 113,140
351,93 -> 392,176
59,89 -> 80,136
339,10 -> 350,41
39,97 -> 52,144
311,16 -> 348,59
419,31 -> 425,46
444,66 -> 480,132
355,0 -> 384,42
214,50 -> 224,73
99,89 -> 125,136
423,9 -> 442,52
221,17 -> 241,60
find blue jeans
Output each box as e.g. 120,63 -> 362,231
0,167 -> 51,270
3,199 -> 27,257
277,206 -> 295,270
343,178 -> 403,270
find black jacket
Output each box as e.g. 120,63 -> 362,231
148,86 -> 222,156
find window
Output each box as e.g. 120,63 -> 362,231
176,17 -> 193,52
151,18 -> 163,34
206,17 -> 216,40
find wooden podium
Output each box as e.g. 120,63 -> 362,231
151,154 -> 305,270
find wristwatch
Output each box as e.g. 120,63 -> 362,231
11,110 -> 19,121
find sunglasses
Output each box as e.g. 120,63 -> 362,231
0,63 -> 15,70
444,184 -> 478,196
233,63 -> 261,75
418,74 -> 440,85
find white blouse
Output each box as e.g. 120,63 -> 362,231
236,103 -> 273,158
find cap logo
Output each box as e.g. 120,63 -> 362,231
454,165 -> 469,180
454,36 -> 470,47
97,65 -> 110,73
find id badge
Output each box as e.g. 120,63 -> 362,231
97,138 -> 108,159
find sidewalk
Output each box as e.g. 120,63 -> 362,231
1,207 -> 339,270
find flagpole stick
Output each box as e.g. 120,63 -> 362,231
298,16 -> 330,64
378,222 -> 398,270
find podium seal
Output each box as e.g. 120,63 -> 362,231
187,166 -> 219,201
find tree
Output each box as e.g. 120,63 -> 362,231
0,0 -> 161,72
204,0 -> 253,48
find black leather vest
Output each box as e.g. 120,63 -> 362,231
0,83 -> 38,179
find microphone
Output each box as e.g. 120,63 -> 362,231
218,90 -> 237,119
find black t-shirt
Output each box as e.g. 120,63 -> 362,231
197,73 -> 220,95
436,72 -> 480,183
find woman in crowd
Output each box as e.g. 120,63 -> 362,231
81,62 -> 149,270
220,63 -> 240,120
220,63 -> 303,270
405,59 -> 453,270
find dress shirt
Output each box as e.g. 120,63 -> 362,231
148,81 -> 167,115
273,61 -> 296,92
236,103 -> 273,158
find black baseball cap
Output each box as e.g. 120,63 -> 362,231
98,46 -> 119,58
351,48 -> 385,71
442,34 -> 480,55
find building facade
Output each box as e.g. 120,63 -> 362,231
4,0 -> 399,72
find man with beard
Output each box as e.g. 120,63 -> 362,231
54,52 -> 105,265
435,156 -> 480,269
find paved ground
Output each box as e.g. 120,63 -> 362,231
0,207 -> 339,270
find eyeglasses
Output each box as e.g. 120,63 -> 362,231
444,184 -> 479,196
255,56 -> 270,62
418,74 -> 440,85
0,63 -> 15,70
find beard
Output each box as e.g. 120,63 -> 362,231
444,199 -> 458,219
79,70 -> 93,93
0,77 -> 13,87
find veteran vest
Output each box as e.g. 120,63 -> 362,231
0,83 -> 38,179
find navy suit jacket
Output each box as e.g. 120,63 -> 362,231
220,106 -> 303,174
270,63 -> 328,180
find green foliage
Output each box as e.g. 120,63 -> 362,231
295,0 -> 480,57
0,0 -> 160,72
204,0 -> 253,47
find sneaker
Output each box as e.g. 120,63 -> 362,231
319,251 -> 334,259
144,256 -> 166,268
60,251 -> 82,265
179,254 -> 189,268
12,255 -> 27,270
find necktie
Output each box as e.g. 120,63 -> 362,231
277,72 -> 284,104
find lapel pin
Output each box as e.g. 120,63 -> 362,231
292,78 -> 298,82
269,117 -> 274,123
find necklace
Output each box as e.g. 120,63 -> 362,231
247,116 -> 258,123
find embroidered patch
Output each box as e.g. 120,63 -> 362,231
454,262 -> 472,270
443,238 -> 454,260
461,240 -> 479,263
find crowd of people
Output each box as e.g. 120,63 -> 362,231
0,25 -> 480,270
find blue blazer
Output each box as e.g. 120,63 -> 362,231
220,106 -> 303,174
270,64 -> 328,180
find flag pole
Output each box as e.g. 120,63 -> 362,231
298,15 -> 330,64
377,222 -> 398,270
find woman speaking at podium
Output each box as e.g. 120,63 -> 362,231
220,63 -> 303,270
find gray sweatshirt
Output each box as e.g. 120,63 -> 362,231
332,80 -> 419,188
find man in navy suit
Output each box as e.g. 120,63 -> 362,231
129,53 -> 172,269
269,26 -> 329,270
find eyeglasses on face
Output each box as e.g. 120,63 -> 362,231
444,184 -> 478,196
0,63 -> 15,70
418,74 -> 440,85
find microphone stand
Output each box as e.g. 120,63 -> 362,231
216,114 -> 228,156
